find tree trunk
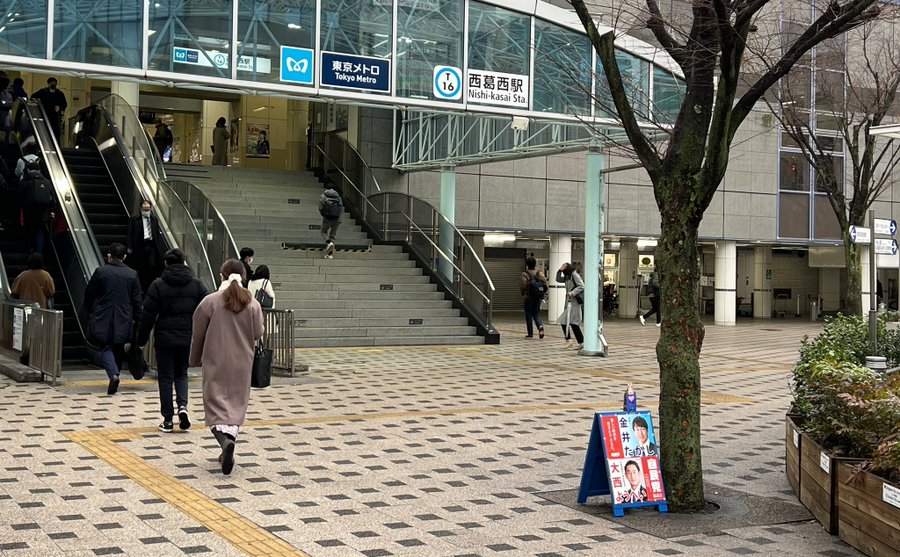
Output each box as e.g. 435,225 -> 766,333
843,232 -> 862,317
655,174 -> 706,513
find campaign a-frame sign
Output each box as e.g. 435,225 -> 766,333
577,411 -> 668,517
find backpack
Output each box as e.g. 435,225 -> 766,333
25,173 -> 53,207
320,193 -> 342,219
527,272 -> 546,300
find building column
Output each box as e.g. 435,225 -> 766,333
861,246 -> 872,315
109,81 -> 139,109
753,246 -> 773,318
438,167 -> 456,282
819,268 -> 840,312
581,151 -> 605,355
715,241 -> 737,326
618,240 -> 639,319
548,234 -> 572,324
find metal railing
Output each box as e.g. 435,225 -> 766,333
164,179 -> 239,276
311,132 -> 496,338
0,299 -> 63,385
263,309 -> 295,375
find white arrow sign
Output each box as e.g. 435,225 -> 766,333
874,218 -> 897,236
850,225 -> 871,244
874,238 -> 898,255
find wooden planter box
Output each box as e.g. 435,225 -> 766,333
785,414 -> 804,499
799,433 -> 864,534
837,463 -> 900,557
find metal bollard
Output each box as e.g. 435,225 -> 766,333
865,356 -> 887,374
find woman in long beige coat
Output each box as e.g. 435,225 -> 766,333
211,117 -> 230,166
190,259 -> 264,475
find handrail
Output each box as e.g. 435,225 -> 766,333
311,131 -> 496,338
165,178 -> 240,276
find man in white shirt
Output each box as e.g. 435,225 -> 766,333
127,200 -> 164,295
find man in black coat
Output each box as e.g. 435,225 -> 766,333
84,243 -> 142,395
137,248 -> 208,433
31,77 -> 67,139
127,199 -> 165,295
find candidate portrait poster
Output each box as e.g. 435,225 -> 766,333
599,411 -> 665,506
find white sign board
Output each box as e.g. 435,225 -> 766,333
873,218 -> 897,236
819,451 -> 831,473
850,225 -> 871,244
12,307 -> 24,351
433,66 -> 462,101
467,69 -> 529,108
884,482 -> 900,509
874,238 -> 898,256
173,47 -> 271,74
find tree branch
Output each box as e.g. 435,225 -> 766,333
645,0 -> 687,68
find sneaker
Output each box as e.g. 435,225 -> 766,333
574,343 -> 584,350
563,340 -> 573,349
221,439 -> 236,475
107,376 -> 120,395
158,421 -> 173,433
325,254 -> 334,259
656,323 -> 661,328
639,315 -> 645,326
178,407 -> 191,430
538,328 -> 545,339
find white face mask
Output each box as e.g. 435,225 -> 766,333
141,210 -> 151,217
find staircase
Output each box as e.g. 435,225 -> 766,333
165,164 -> 483,348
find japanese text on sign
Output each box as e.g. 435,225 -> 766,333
321,52 -> 391,92
600,412 -> 666,506
467,69 -> 529,108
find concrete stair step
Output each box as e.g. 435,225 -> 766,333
293,325 -> 476,338
283,299 -> 453,309
264,258 -> 415,268
296,336 -> 484,348
275,290 -> 445,300
295,316 -> 469,328
275,284 -> 437,296
297,308 -> 460,318
271,267 -> 425,278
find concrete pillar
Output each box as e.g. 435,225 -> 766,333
110,81 -> 139,109
581,151 -> 605,356
861,246 -> 872,315
618,240 -> 639,319
715,240 -> 737,326
438,167 -> 456,282
819,268 -> 840,312
753,246 -> 773,318
548,234 -> 572,324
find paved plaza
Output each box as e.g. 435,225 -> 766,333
0,315 -> 864,556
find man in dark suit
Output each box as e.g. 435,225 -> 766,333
127,199 -> 164,295
632,416 -> 657,457
84,243 -> 142,395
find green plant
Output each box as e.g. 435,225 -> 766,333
868,433 -> 900,483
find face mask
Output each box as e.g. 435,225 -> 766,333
141,210 -> 151,217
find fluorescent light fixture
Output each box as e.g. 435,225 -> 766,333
637,238 -> 658,249
287,23 -> 302,29
484,233 -> 516,246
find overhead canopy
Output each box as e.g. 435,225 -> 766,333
870,124 -> 900,139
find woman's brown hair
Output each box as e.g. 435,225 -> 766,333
220,259 -> 252,312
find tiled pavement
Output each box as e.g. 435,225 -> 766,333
0,315 -> 864,556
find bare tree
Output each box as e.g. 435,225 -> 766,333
567,0 -> 884,512
770,14 -> 900,316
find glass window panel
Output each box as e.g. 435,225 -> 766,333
237,0 -> 315,84
0,0 -> 48,58
397,0 -> 463,100
596,50 -> 650,120
468,1 -> 530,76
779,192 -> 810,239
652,67 -> 684,125
816,112 -> 843,130
817,36 -> 846,71
780,152 -> 810,191
533,19 -> 591,115
780,131 -> 804,150
53,0 -> 142,68
815,70 -> 844,112
782,21 -> 811,65
320,0 -> 391,58
814,134 -> 842,152
782,66 -> 811,109
814,194 -> 841,240
148,0 -> 233,78
815,156 -> 843,193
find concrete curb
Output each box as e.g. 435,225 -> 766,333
0,352 -> 43,382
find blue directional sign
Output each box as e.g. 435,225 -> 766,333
321,52 -> 390,93
280,46 -> 314,85
874,218 -> 897,236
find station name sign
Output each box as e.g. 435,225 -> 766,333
321,52 -> 390,93
467,69 -> 529,108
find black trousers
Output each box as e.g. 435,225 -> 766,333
156,346 -> 190,420
136,239 -> 161,294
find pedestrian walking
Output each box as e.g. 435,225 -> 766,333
248,265 -> 275,309
639,273 -> 661,327
190,259 -> 264,475
556,263 -> 585,349
136,249 -> 208,433
11,77 -> 27,99
519,256 -> 548,339
212,117 -> 230,166
318,187 -> 342,259
239,247 -> 254,287
16,142 -> 40,181
84,243 -> 142,395
127,200 -> 164,295
153,120 -> 173,161
31,77 -> 67,139
11,252 -> 55,309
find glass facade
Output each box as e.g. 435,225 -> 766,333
533,19 -> 591,115
148,0 -> 233,78
53,0 -> 142,68
237,0 -> 316,84
397,0 -> 463,100
652,67 -> 684,124
320,0 -> 392,58
0,0 -> 48,58
468,1 -> 530,76
596,50 -> 650,120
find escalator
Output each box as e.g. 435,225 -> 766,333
61,147 -> 129,251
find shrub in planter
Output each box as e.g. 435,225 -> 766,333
837,450 -> 900,557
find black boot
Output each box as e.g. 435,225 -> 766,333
211,428 -> 236,474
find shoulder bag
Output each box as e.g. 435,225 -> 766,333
254,279 -> 274,309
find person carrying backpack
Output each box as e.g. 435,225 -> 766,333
318,187 -> 343,259
19,161 -> 55,253
519,256 -> 549,339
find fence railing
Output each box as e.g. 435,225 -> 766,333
263,309 -> 295,375
0,300 -> 63,385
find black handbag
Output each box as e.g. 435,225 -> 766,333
254,279 -> 274,309
126,344 -> 148,380
251,340 -> 273,388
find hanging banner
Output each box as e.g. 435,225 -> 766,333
467,69 -> 529,108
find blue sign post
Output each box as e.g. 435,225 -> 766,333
321,52 -> 391,93
280,46 -> 314,85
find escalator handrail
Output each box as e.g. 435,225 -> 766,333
165,178 -> 240,264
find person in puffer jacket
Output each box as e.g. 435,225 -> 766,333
137,248 -> 208,433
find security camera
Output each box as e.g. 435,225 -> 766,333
511,116 -> 529,131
